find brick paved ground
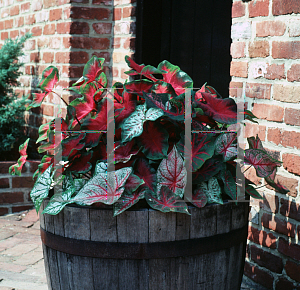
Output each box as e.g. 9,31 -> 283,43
0,209 -> 255,290
0,209 -> 47,290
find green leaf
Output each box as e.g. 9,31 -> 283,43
245,184 -> 264,199
219,170 -> 237,201
30,165 -> 53,213
244,110 -> 258,123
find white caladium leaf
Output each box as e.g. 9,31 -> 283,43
215,133 -> 237,162
146,186 -> 190,215
94,161 -> 107,175
121,104 -> 164,142
121,104 -> 147,142
74,179 -> 87,192
113,187 -> 146,216
199,177 -> 223,205
73,167 -> 132,205
145,107 -> 164,121
43,173 -> 76,215
156,146 -> 187,198
30,165 -> 53,213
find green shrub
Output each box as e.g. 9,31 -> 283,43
0,34 -> 31,161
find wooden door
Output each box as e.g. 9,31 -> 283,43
136,0 -> 232,98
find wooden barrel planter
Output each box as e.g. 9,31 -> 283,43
40,200 -> 249,290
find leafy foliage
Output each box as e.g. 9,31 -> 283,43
0,34 -> 31,160
9,55 -> 288,216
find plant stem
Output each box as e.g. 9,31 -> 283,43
52,91 -> 81,127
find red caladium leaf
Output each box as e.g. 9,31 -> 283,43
82,56 -> 104,83
67,151 -> 93,174
38,66 -> 59,93
219,169 -> 237,201
36,120 -> 53,143
73,167 -> 132,205
113,186 -> 146,216
80,99 -> 108,147
27,92 -> 47,110
151,81 -> 176,96
113,82 -> 124,102
192,157 -> 225,183
264,169 -> 289,194
9,138 -> 29,176
125,56 -> 157,82
137,121 -> 169,160
215,133 -> 237,162
244,149 -> 282,178
247,134 -> 264,150
199,83 -> 220,98
176,133 -> 215,172
69,83 -> 97,127
115,91 -> 137,127
61,133 -> 85,160
114,140 -> 140,163
38,131 -> 56,154
124,80 -> 153,96
124,173 -> 144,193
195,92 -> 237,124
145,186 -> 190,215
156,146 -> 187,198
134,158 -> 156,192
143,92 -> 185,121
186,188 -> 207,208
157,60 -> 193,96
33,155 -> 54,179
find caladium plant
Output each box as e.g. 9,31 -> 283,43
9,56 -> 289,216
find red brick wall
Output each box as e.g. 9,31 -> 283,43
0,0 -> 136,138
231,0 -> 300,288
0,161 -> 39,215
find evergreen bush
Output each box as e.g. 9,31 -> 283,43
0,34 -> 31,160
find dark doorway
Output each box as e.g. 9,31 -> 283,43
135,0 -> 232,98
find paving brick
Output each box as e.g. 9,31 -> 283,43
0,243 -> 39,257
13,249 -> 43,266
0,262 -> 27,273
0,229 -> 16,241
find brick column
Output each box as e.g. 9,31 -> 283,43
231,0 -> 300,288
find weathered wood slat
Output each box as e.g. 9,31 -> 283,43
42,200 -> 61,290
40,200 -> 249,290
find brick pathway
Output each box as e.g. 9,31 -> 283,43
0,209 -> 255,290
0,210 -> 47,290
